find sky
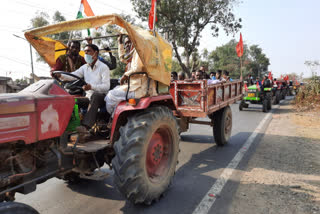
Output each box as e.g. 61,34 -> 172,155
1,0 -> 319,80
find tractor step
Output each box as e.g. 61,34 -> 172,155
68,139 -> 111,153
79,170 -> 110,181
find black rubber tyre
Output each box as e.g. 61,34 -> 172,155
267,94 -> 272,110
112,106 -> 179,205
63,172 -> 82,184
262,98 -> 268,112
239,102 -> 243,111
212,105 -> 232,146
0,202 -> 39,214
275,91 -> 280,104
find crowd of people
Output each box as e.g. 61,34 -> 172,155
170,66 -> 233,85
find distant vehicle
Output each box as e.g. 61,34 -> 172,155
239,84 -> 272,112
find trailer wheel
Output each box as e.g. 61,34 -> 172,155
213,105 -> 232,146
112,106 -> 179,205
0,202 -> 39,214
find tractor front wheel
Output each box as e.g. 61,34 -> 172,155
112,106 -> 179,205
0,202 -> 39,214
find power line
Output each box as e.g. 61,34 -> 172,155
14,0 -> 75,17
0,56 -> 48,70
94,0 -> 133,15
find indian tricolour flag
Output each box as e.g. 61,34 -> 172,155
76,0 -> 95,35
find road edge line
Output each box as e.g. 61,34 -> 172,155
192,112 -> 273,214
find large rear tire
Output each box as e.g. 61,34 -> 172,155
275,91 -> 280,104
239,102 -> 243,111
212,106 -> 232,146
0,202 -> 39,214
263,98 -> 268,112
267,93 -> 272,110
112,106 -> 179,205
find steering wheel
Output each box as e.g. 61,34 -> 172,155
52,71 -> 87,90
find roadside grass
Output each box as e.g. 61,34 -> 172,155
294,80 -> 320,111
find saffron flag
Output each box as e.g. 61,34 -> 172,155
77,0 -> 95,35
244,83 -> 248,91
149,0 -> 157,30
268,71 -> 272,80
236,33 -> 244,57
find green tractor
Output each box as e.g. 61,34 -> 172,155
239,84 -> 272,112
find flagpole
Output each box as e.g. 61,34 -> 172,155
240,56 -> 243,81
153,0 -> 157,36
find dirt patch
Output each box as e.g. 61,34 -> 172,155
228,101 -> 320,214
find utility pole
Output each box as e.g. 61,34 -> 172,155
13,34 -> 35,84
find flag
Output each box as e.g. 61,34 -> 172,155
268,71 -> 272,80
244,83 -> 248,91
148,0 -> 157,30
256,81 -> 260,91
77,0 -> 95,35
236,33 -> 244,57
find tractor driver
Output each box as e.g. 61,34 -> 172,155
105,34 -> 157,116
52,44 -> 110,142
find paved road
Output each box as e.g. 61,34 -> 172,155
16,102 -> 273,214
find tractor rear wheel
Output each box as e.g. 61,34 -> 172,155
267,94 -> 272,110
112,106 -> 179,205
0,202 -> 39,214
212,105 -> 232,146
263,98 -> 268,112
239,102 -> 243,111
275,91 -> 280,104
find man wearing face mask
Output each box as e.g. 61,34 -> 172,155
105,34 -> 157,115
51,41 -> 86,73
53,44 -> 110,140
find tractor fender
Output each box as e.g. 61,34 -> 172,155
110,95 -> 176,143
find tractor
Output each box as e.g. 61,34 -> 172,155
239,83 -> 272,112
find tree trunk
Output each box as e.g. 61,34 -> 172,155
172,40 -> 190,77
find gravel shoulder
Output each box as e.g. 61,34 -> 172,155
227,101 -> 320,214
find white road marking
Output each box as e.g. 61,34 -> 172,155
192,111 -> 273,214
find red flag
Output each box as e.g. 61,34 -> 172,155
268,71 -> 272,80
148,0 -> 157,30
244,83 -> 248,91
236,33 -> 244,57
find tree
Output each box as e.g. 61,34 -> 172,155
247,45 -> 270,78
52,11 -> 70,41
30,11 -> 71,62
131,0 -> 242,76
305,60 -> 320,78
207,40 -> 269,79
209,39 -> 249,78
30,11 -> 49,28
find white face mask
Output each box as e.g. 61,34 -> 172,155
84,54 -> 94,64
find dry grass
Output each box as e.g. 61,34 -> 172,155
294,80 -> 320,111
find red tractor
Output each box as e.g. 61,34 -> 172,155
0,15 -> 180,212
0,15 -> 242,213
